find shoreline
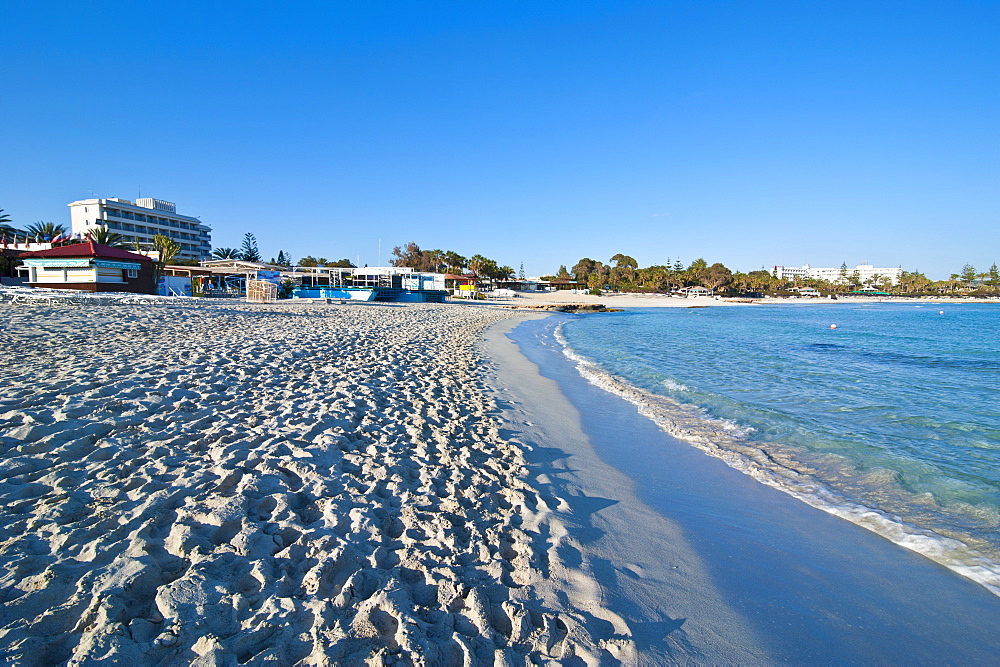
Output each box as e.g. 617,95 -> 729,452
482,316 -> 768,663
552,311 -> 1000,597
487,313 -> 1000,661
3,298 -> 999,662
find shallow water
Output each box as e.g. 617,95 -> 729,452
558,303 -> 1000,594
505,314 -> 1000,661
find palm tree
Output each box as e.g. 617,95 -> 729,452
423,249 -> 446,273
730,271 -> 751,294
467,254 -> 489,277
152,234 -> 181,285
154,234 -> 180,263
0,209 -> 18,239
442,250 -> 466,273
213,247 -> 240,259
0,218 -> 22,243
86,225 -> 128,248
24,221 -> 69,242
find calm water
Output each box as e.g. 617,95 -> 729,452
558,302 -> 1000,594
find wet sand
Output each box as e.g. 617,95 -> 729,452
3,297 -> 999,664
486,314 -> 1000,662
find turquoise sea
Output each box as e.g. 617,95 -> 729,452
558,302 -> 1000,595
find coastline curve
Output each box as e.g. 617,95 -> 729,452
552,320 -> 1000,597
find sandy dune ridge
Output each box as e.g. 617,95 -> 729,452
0,301 -> 633,665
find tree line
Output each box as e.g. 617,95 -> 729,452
561,255 -> 1000,296
211,234 -> 355,268
4,209 -> 996,295
564,255 -> 735,293
1,216 -> 77,244
389,242 -> 518,281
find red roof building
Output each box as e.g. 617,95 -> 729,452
20,242 -> 156,293
22,241 -> 149,261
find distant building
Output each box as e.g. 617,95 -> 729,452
68,197 -> 212,262
769,265 -> 810,281
524,277 -> 581,291
678,285 -> 714,297
770,263 -> 903,285
20,241 -> 155,293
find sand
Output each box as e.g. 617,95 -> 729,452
492,315 -> 1000,663
4,295 -> 997,664
482,319 -> 768,663
0,299 -> 646,665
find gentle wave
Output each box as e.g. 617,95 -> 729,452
554,322 -> 1000,597
661,379 -> 690,392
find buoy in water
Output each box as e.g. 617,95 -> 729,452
830,324 -> 837,329
940,311 -> 944,315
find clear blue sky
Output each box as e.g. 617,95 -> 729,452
2,1 -> 997,279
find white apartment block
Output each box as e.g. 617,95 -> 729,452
769,265 -> 809,280
68,197 -> 212,261
771,263 -> 903,285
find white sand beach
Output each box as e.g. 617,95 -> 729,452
0,299 -> 644,664
4,297 -> 1000,665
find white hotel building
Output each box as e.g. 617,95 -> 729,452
68,197 -> 212,262
771,262 -> 903,285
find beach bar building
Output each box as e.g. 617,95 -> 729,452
283,266 -> 448,302
194,259 -> 286,295
20,242 -> 155,294
678,285 -> 714,298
